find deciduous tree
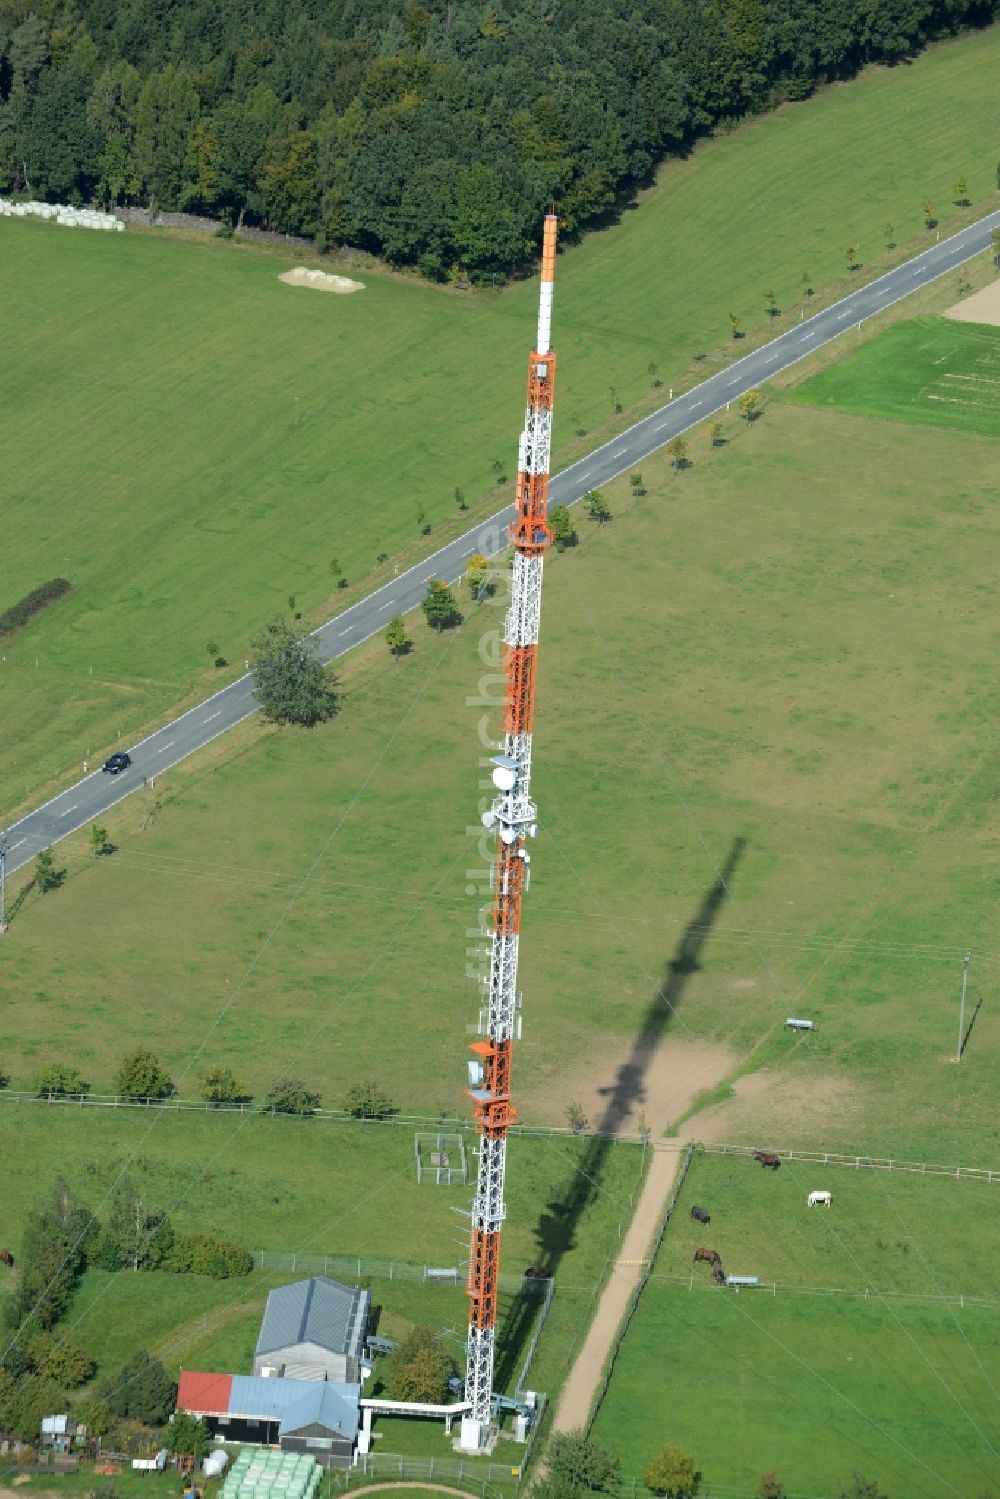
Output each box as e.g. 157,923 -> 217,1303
115,1048 -> 174,1102
385,615 -> 409,658
644,1443 -> 699,1497
421,580 -> 462,631
251,617 -> 336,727
384,1325 -> 456,1403
548,1431 -> 619,1493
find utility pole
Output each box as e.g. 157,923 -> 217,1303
0,833 -> 8,933
956,950 -> 971,1061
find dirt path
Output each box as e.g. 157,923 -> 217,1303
551,1141 -> 687,1433
347,1486 -> 480,1498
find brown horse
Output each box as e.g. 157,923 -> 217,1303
753,1151 -> 781,1170
0,1249 -> 13,1267
693,1247 -> 721,1266
711,1262 -> 726,1284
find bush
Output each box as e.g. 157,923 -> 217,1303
35,1063 -> 89,1098
342,1081 -> 396,1119
201,1066 -> 251,1106
548,1432 -> 619,1494
27,1332 -> 95,1388
263,1077 -> 321,1115
115,1048 -> 174,1101
0,577 -> 71,638
165,1231 -> 253,1278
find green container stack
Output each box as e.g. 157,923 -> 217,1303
222,1446 -> 321,1499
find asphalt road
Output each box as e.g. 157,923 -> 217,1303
4,209 -> 999,877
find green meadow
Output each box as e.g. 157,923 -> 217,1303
0,1109 -> 644,1409
4,22 -> 1000,814
3,399 -> 998,1162
591,1152 -> 1000,1499
791,315 -> 1000,434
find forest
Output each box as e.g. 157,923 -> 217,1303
1,0 -> 997,279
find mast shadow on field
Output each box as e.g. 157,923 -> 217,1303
492,836 -> 747,1393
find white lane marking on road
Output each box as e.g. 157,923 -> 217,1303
462,548 -> 475,557
203,710 -> 222,723
156,742 -> 175,754
58,805 -> 78,818
689,400 -> 703,408
379,600 -> 396,611
579,471 -> 592,479
764,353 -> 779,363
727,378 -> 740,386
654,422 -> 670,431
10,838 -> 25,850
801,331 -> 818,340
836,310 -> 851,319
338,628 -> 353,636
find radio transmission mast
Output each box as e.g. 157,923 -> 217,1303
461,214 -> 559,1452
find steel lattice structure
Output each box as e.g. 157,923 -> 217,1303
461,215 -> 559,1450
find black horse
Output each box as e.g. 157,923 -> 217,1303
690,1205 -> 711,1224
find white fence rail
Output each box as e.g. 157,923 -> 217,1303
701,1140 -> 1000,1183
251,1248 -> 551,1299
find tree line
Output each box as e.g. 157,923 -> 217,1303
1,0 -> 996,280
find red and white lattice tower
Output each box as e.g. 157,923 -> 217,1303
461,215 -> 558,1450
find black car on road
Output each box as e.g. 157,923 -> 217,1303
102,752 -> 132,775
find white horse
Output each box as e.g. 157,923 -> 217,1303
807,1190 -> 832,1208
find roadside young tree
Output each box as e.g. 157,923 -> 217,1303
35,1063 -> 89,1098
709,421 -> 725,447
764,288 -> 778,316
166,1410 -> 210,1460
728,311 -> 743,339
883,222 -> 895,249
548,1432 -> 619,1494
801,270 -> 813,296
384,1325 -> 457,1403
549,504 -> 576,549
35,847 -> 63,892
201,1066 -> 250,1106
465,553 -> 494,601
385,615 -> 409,659
953,174 -> 971,206
263,1078 -> 321,1115
758,1473 -> 786,1499
992,226 -> 1000,271
454,485 -> 468,512
421,579 -> 462,631
564,1100 -> 588,1133
846,244 -> 859,270
923,197 -> 937,229
738,390 -> 762,425
342,1081 -> 395,1119
115,1047 -> 174,1101
644,1443 -> 699,1498
584,490 -> 612,524
90,824 -> 110,857
667,436 -> 689,469
251,617 -> 337,727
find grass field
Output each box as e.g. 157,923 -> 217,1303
591,1153 -> 1000,1498
0,1110 -> 644,1409
790,315 -> 1000,434
3,398 -> 999,1163
4,23 -> 1000,815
